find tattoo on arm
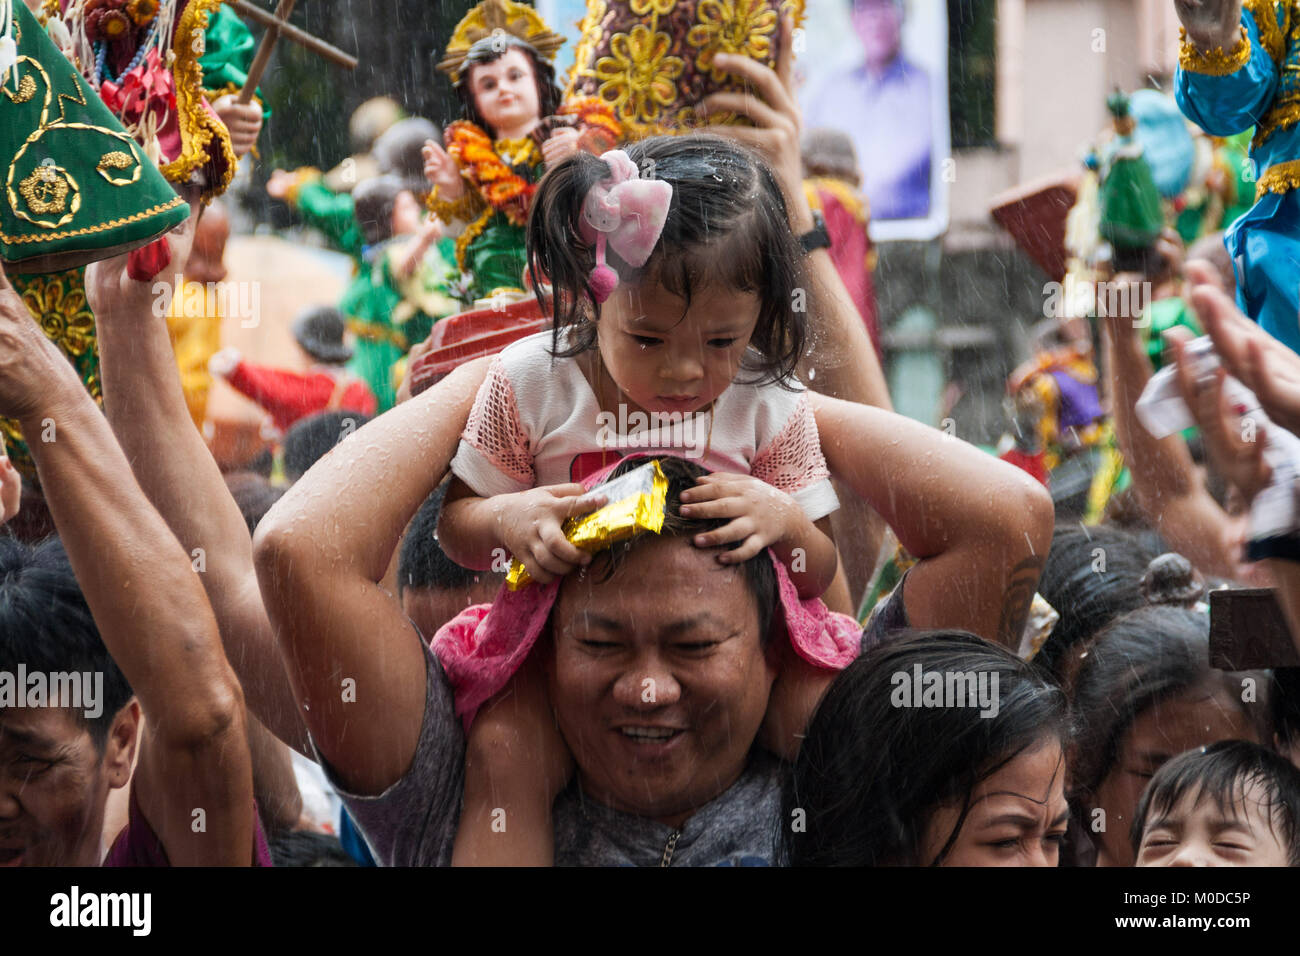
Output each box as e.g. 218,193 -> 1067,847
997,555 -> 1046,649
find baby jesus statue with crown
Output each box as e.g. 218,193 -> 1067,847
423,0 -> 621,304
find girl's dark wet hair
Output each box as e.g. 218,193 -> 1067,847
781,630 -> 1070,866
1033,524 -> 1156,685
455,36 -> 563,135
1130,740 -> 1300,865
1069,606 -> 1268,803
527,134 -> 809,386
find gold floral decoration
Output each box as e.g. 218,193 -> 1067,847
566,0 -> 606,90
630,0 -> 676,16
688,0 -> 778,82
126,0 -> 159,26
96,149 -> 143,186
3,73 -> 37,104
1256,158 -> 1300,200
593,24 -> 684,125
22,277 -> 96,357
19,164 -> 72,215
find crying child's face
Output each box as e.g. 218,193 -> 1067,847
1136,779 -> 1292,867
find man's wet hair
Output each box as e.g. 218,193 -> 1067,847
1274,667 -> 1300,753
1130,740 -> 1300,865
1069,605 -> 1269,802
225,471 -> 285,535
400,483 -> 490,595
283,411 -> 373,483
1034,524 -> 1156,684
268,828 -> 359,867
582,456 -> 778,646
0,537 -> 133,750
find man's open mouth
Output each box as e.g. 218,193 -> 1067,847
619,727 -> 682,742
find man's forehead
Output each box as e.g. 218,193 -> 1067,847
0,707 -> 84,750
554,537 -> 757,629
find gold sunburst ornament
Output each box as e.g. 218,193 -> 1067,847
436,0 -> 566,83
18,160 -> 76,219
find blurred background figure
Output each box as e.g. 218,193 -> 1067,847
802,127 -> 881,358
800,0 -> 931,220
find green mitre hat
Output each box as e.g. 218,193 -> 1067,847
0,0 -> 189,274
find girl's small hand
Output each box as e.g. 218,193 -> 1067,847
678,473 -> 801,562
500,484 -> 608,584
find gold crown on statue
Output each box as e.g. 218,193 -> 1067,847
436,0 -> 566,82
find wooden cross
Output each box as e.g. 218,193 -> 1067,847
230,0 -> 358,104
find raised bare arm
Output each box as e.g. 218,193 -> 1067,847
811,393 -> 1054,647
254,358 -> 489,796
0,261 -> 253,865
86,205 -> 308,754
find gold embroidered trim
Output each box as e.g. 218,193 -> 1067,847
1256,158 -> 1300,198
0,194 -> 185,243
96,150 -> 142,186
426,184 -> 485,225
1253,95 -> 1300,148
1244,0 -> 1288,64
202,80 -> 240,101
4,73 -> 37,103
454,204 -> 496,273
345,316 -> 408,349
1178,25 -> 1251,75
159,0 -> 236,203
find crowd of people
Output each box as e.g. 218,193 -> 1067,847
5,0 -> 1300,875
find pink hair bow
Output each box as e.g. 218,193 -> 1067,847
579,150 -> 672,303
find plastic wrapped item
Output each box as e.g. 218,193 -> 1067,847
1134,336 -> 1221,438
1017,593 -> 1061,662
506,459 -> 668,590
1135,335 -> 1300,542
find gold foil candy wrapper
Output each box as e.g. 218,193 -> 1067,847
506,460 -> 668,590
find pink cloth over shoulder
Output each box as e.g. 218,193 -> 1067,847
430,457 -> 861,729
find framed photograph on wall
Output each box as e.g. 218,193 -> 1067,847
538,0 -> 949,240
796,0 -> 951,241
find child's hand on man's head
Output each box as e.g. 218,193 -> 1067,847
678,472 -> 803,562
500,484 -> 608,585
